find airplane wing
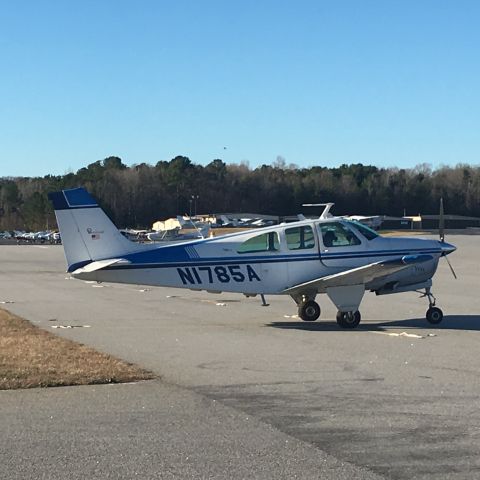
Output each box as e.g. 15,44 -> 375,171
283,254 -> 433,294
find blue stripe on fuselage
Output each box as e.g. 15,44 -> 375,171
102,247 -> 441,271
121,243 -> 441,266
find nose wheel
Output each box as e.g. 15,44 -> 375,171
426,306 -> 443,324
420,287 -> 444,324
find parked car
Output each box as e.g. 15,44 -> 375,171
49,232 -> 61,244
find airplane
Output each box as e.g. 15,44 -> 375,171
302,204 -> 383,230
48,188 -> 456,328
146,225 -> 210,242
219,215 -> 239,227
343,215 -> 383,230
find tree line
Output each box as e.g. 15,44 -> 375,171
1,156 -> 479,231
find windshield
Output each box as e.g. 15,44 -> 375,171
347,221 -> 380,240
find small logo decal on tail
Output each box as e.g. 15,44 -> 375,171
87,227 -> 104,240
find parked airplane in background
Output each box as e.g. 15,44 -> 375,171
343,215 -> 383,230
219,215 -> 237,227
302,204 -> 384,230
146,225 -> 209,242
49,189 -> 456,328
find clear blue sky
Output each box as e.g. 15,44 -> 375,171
1,0 -> 479,177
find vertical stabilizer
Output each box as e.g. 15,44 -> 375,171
48,188 -> 139,272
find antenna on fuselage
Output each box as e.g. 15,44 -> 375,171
302,203 -> 335,219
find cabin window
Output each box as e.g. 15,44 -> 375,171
319,222 -> 361,248
237,231 -> 280,254
285,226 -> 315,250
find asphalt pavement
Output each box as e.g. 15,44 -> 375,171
1,235 -> 479,479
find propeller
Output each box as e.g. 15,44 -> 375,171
444,254 -> 457,279
439,197 -> 445,242
439,197 -> 457,279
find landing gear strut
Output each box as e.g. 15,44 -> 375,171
420,287 -> 444,324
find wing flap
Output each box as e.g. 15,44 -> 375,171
284,254 -> 433,294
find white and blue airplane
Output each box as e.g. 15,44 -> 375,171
48,188 -> 456,328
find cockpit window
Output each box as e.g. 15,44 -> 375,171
319,222 -> 361,248
237,231 -> 280,254
347,221 -> 379,240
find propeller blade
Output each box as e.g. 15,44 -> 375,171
439,197 -> 445,242
444,254 -> 457,279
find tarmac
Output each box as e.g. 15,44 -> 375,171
1,234 -> 479,479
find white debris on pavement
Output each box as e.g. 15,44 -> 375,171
372,331 -> 432,339
51,325 -> 91,329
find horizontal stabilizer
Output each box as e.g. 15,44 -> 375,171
72,258 -> 130,275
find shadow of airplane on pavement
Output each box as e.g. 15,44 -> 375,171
266,315 -> 480,332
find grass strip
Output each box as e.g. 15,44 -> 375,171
0,308 -> 155,390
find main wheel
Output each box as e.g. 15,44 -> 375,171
426,306 -> 443,324
336,310 -> 361,329
298,300 -> 321,322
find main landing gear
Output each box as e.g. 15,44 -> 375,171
298,300 -> 321,322
293,293 -> 362,328
292,293 -> 321,322
336,310 -> 361,328
421,287 -> 444,324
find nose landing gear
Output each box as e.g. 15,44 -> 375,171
420,287 -> 444,324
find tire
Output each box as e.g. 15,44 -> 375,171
426,307 -> 443,324
298,300 -> 321,322
336,310 -> 361,329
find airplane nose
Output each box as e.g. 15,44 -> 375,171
439,241 -> 456,255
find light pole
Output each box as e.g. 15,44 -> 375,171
192,195 -> 199,217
